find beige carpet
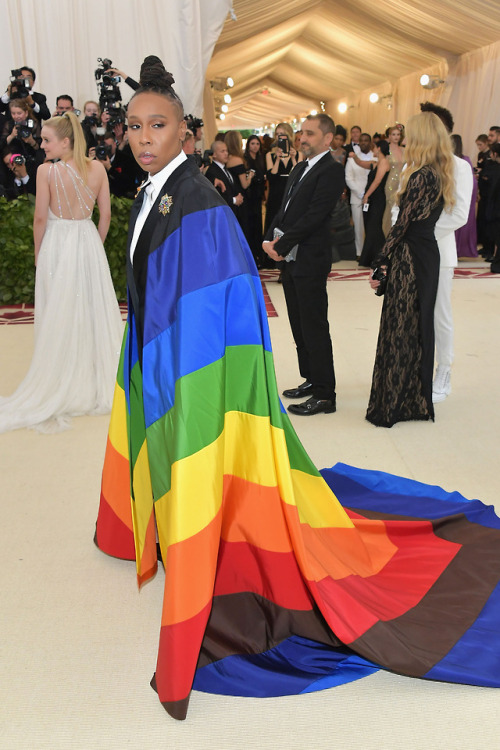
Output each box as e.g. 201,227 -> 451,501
1,262 -> 499,750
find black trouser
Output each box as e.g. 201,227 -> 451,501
281,265 -> 336,401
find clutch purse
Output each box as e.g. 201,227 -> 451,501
372,265 -> 388,297
273,227 -> 298,262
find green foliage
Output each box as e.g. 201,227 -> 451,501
0,195 -> 133,304
0,195 -> 36,304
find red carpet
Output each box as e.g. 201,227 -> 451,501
0,268 -> 494,325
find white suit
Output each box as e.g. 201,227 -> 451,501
433,155 -> 473,368
345,154 -> 372,255
391,156 -> 472,368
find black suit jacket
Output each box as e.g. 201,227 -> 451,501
107,146 -> 147,198
204,161 -> 241,214
265,152 -> 345,276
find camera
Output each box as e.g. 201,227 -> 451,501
94,57 -> 123,123
82,114 -> 99,129
371,266 -> 388,297
193,148 -> 213,169
95,144 -> 112,161
107,106 -> 126,128
184,114 -> 204,136
10,154 -> 26,167
277,135 -> 289,154
18,119 -> 36,139
10,69 -> 30,99
94,58 -> 117,84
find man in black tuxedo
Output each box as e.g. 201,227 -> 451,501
204,140 -> 243,214
0,67 -> 51,122
263,113 -> 345,416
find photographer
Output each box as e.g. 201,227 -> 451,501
0,99 -> 44,172
1,144 -> 37,198
53,95 -> 76,116
81,101 -> 101,153
90,131 -> 145,198
0,66 -> 50,121
184,113 -> 204,147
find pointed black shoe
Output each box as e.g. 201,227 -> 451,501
282,381 -> 313,399
288,396 -> 336,416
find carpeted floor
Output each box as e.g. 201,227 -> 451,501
1,261 -> 499,750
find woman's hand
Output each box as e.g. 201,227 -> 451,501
7,126 -> 18,143
104,67 -> 127,80
369,264 -> 387,290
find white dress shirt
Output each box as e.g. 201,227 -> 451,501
130,150 -> 187,261
2,89 -> 41,115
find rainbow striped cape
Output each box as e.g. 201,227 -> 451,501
95,162 -> 500,720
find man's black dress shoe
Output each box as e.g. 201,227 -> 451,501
288,397 -> 336,416
282,381 -> 313,399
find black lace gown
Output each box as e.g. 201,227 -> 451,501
366,165 -> 443,428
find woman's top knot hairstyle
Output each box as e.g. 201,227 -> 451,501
135,55 -> 184,119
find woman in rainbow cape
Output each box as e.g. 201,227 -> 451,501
95,57 -> 500,721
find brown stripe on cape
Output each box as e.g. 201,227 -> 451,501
346,510 -> 500,677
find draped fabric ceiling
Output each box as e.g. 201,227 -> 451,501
1,0 -> 499,157
206,0 -> 500,154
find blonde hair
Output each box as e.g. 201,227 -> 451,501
388,124 -> 404,141
398,112 -> 455,210
224,130 -> 244,159
274,122 -> 294,148
44,112 -> 90,180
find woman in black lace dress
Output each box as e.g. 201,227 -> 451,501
367,113 -> 455,427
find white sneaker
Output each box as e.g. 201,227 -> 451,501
432,366 -> 451,403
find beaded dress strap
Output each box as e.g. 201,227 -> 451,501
49,161 -> 96,219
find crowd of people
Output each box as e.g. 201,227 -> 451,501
0,65 -> 497,434
1,56 -> 500,723
1,66 -> 498,273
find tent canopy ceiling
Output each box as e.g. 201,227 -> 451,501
208,0 -> 500,128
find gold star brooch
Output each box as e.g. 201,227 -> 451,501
159,193 -> 174,215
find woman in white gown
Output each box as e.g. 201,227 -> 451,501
0,112 -> 124,433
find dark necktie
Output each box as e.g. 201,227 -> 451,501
223,166 -> 234,184
286,160 -> 308,203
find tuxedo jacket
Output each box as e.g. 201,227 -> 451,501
265,152 -> 345,276
204,161 -> 242,213
107,146 -> 147,198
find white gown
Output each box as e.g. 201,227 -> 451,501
0,162 -> 124,433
